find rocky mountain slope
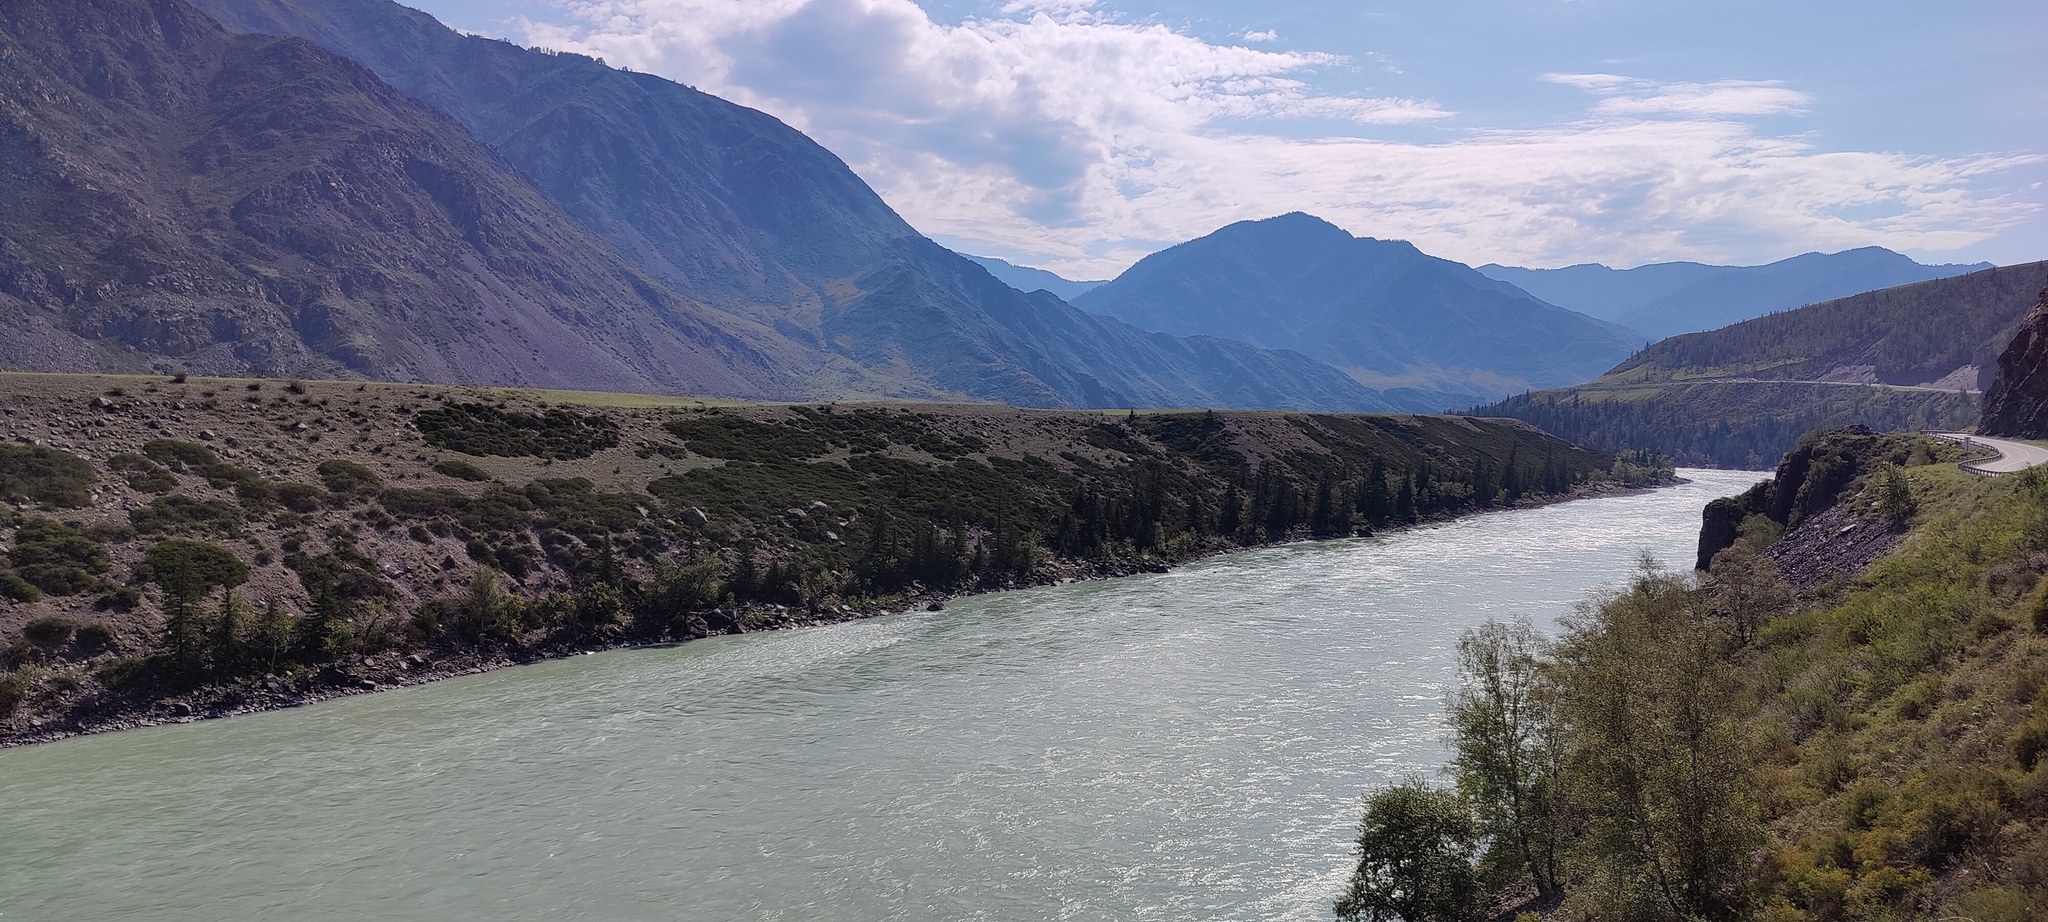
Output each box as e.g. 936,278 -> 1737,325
175,0 -> 1387,411
1072,213 -> 1641,408
1977,286 -> 2048,438
0,371 -> 1625,744
0,0 -> 788,396
1468,263 -> 2048,466
1481,247 -> 1991,340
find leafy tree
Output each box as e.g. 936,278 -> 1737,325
459,567 -> 522,643
1336,780 -> 1483,922
252,598 -> 294,672
1551,557 -> 1760,922
1450,618 -> 1567,901
1873,463 -> 1916,520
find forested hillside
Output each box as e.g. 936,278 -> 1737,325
1605,262 -> 2048,389
1473,383 -> 1976,468
1472,265 -> 2046,467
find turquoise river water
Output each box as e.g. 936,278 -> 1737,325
0,470 -> 1766,921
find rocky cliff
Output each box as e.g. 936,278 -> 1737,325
1978,286 -> 2048,438
1695,426 -> 1927,571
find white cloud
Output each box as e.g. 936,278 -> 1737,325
1243,29 -> 1278,42
1545,73 -> 1811,117
519,2 -> 2040,277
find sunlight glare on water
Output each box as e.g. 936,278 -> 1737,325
0,470 -> 1767,922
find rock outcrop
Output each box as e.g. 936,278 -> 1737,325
1978,287 -> 2048,438
1696,426 -> 1920,570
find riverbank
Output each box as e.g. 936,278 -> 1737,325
0,469 -> 1753,922
3,473 -> 1674,747
0,371 -> 1647,746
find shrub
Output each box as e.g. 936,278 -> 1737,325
16,564 -> 95,595
126,468 -> 179,493
130,495 -> 244,535
95,586 -> 141,612
0,444 -> 95,507
22,616 -> 76,647
432,458 -> 492,481
416,402 -> 621,460
141,439 -> 221,468
0,571 -> 40,602
0,671 -> 23,718
315,459 -> 382,493
662,415 -> 829,462
271,482 -> 327,513
6,518 -> 110,595
74,622 -> 117,653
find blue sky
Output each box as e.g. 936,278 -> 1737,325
415,0 -> 2043,278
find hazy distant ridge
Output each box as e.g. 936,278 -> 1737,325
1480,248 -> 1992,339
962,255 -> 1106,301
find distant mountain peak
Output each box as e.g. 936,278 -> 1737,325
1073,216 -> 1637,406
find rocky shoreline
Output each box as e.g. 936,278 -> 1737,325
1,476 -> 1673,749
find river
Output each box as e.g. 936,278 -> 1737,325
0,470 -> 1765,921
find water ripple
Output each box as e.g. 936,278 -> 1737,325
0,472 -> 1767,922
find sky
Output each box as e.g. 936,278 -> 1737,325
412,0 -> 2045,279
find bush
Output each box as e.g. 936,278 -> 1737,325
109,452 -> 178,493
416,402 -> 620,460
22,616 -> 77,647
662,415 -> 829,462
9,517 -> 110,573
130,495 -> 244,535
315,459 -> 381,494
74,622 -> 117,653
16,563 -> 95,595
271,482 -> 327,513
142,439 -> 221,468
0,671 -> 23,718
0,443 -> 95,507
0,571 -> 40,602
432,458 -> 492,481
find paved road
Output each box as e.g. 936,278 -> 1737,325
1931,432 -> 2048,474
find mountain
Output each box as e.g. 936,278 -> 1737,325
1467,262 -> 2048,466
1977,285 -> 2048,438
0,0 -> 792,396
1480,248 -> 1992,340
1071,213 -> 1641,407
1601,261 -> 2047,390
176,0 -> 1387,412
962,255 -> 1106,301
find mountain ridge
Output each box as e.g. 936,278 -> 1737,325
1467,262 -> 2048,466
961,255 -> 1106,301
0,0 -> 791,397
180,0 -> 1390,412
1073,212 -> 1641,407
1480,247 -> 1993,339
